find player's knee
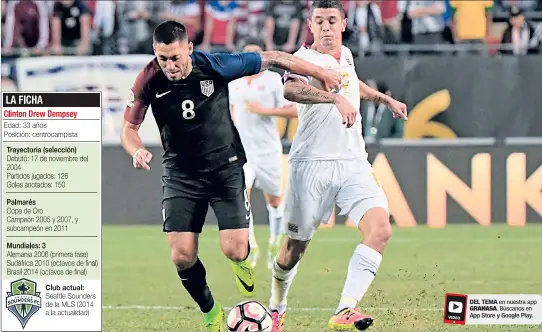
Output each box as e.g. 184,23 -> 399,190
170,246 -> 197,270
359,207 -> 392,251
375,219 -> 392,244
222,239 -> 249,262
219,228 -> 250,261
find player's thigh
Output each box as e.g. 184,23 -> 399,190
162,185 -> 209,234
284,161 -> 338,241
335,160 -> 389,228
253,157 -> 282,198
209,165 -> 251,231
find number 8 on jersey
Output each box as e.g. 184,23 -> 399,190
182,99 -> 195,120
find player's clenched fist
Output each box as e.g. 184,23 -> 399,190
335,95 -> 357,128
132,148 -> 152,170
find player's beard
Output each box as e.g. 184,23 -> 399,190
173,61 -> 191,80
180,61 -> 190,78
164,62 -> 189,81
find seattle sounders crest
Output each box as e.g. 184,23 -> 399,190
6,278 -> 42,328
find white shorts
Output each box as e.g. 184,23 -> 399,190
243,156 -> 282,197
284,159 -> 388,241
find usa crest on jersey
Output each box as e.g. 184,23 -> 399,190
200,80 -> 214,97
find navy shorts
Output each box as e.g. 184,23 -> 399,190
161,165 -> 251,233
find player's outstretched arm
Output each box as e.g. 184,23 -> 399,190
259,51 -> 341,92
284,77 -> 357,127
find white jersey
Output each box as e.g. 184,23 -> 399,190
284,45 -> 367,161
228,70 -> 289,159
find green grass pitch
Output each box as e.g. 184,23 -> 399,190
102,224 -> 542,331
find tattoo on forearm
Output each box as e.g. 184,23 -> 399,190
285,84 -> 335,104
260,51 -> 294,71
359,83 -> 389,104
361,94 -> 386,104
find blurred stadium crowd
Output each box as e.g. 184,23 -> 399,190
2,0 -> 542,58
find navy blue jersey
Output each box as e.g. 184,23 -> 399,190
124,51 -> 262,173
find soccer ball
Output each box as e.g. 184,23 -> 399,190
226,301 -> 273,331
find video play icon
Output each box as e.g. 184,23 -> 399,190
448,301 -> 463,314
444,293 -> 468,325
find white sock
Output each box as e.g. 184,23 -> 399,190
248,210 -> 258,249
269,259 -> 299,314
266,203 -> 284,245
336,244 -> 382,314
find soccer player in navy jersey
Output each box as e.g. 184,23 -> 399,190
121,20 -> 352,331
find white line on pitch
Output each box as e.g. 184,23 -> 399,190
102,305 -> 441,312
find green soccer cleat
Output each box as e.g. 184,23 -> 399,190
202,302 -> 225,331
230,259 -> 255,297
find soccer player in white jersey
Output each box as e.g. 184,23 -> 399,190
229,43 -> 298,269
267,1 -> 408,331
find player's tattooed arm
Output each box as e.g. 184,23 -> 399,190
284,77 -> 358,127
259,51 -> 294,72
359,80 -> 409,120
359,80 -> 391,105
283,77 -> 337,104
259,51 -> 341,92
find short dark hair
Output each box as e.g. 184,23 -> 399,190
153,20 -> 188,44
310,0 -> 346,18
